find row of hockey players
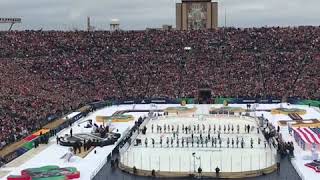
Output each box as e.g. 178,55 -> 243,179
150,123 -> 258,134
142,135 -> 268,149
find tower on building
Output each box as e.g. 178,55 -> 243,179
110,19 -> 120,31
176,0 -> 218,30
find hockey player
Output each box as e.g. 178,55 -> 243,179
241,138 -> 244,148
197,138 -> 200,147
145,138 -> 148,147
231,138 -> 234,148
151,124 -> 154,133
166,137 -> 169,147
231,125 -> 234,133
227,137 -> 230,148
224,125 -> 226,133
214,137 -> 217,148
197,124 -> 200,133
237,124 -> 240,134
171,137 -> 174,147
205,137 -> 208,147
258,137 -> 261,145
250,138 -> 253,148
213,124 -> 216,133
201,138 -> 204,147
152,138 -> 155,148
218,131 -> 221,140
219,138 -> 222,148
236,137 -> 239,148
186,138 -> 189,147
160,137 -> 163,147
211,137 -> 214,147
228,124 -> 230,133
176,138 -> 179,147
182,138 -> 184,147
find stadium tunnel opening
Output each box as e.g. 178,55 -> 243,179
198,88 -> 212,104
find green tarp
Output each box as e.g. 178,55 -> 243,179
297,100 -> 320,107
22,141 -> 34,150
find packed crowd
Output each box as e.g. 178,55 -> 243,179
0,27 -> 319,149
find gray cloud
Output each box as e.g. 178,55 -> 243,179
0,0 -> 319,30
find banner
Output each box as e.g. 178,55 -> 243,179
118,98 -> 179,104
214,97 -> 282,104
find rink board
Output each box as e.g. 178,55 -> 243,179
120,115 -> 277,178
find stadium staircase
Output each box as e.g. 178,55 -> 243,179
290,56 -> 311,97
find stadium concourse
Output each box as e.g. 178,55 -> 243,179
0,103 -> 318,180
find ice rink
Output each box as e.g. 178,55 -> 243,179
121,115 -> 277,173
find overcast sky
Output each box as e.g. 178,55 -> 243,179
0,0 -> 320,30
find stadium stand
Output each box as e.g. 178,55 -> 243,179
0,27 -> 319,150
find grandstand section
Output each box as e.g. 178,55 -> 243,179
0,28 -> 319,154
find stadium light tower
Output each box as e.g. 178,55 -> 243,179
192,152 -> 201,173
0,18 -> 21,31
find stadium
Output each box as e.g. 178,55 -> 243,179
0,0 -> 320,180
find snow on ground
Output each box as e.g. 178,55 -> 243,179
63,112 -> 81,120
1,104 -> 179,180
1,104 -> 320,180
251,104 -> 320,180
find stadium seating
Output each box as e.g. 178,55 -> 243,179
0,27 -> 319,150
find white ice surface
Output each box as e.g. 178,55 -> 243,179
122,115 -> 276,173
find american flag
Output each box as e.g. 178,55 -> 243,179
293,127 -> 320,144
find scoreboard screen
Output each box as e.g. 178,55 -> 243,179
0,18 -> 22,23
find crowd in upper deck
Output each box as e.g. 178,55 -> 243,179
0,26 -> 319,149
